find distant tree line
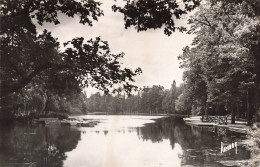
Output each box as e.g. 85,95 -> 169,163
86,81 -> 187,115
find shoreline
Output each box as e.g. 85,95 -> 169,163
183,116 -> 251,134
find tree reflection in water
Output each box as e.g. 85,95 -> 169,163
138,117 -> 250,166
0,125 -> 81,167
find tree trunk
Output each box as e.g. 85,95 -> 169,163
216,104 -> 220,116
255,52 -> 260,122
247,88 -> 254,125
44,91 -> 51,116
236,103 -> 240,120
205,108 -> 208,116
231,103 -> 236,124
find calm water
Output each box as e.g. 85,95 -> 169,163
0,115 -> 251,167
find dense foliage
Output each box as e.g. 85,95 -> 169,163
244,126 -> 260,167
112,0 -> 200,35
177,0 -> 260,124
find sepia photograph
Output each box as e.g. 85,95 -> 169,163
0,0 -> 260,166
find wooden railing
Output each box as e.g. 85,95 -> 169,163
201,115 -> 227,125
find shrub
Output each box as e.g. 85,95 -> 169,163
39,112 -> 69,120
242,124 -> 260,167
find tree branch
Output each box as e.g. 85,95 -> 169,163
203,15 -> 212,27
1,63 -> 52,97
193,18 -> 211,27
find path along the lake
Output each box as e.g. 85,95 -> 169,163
183,116 -> 253,134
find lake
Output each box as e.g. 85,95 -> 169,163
0,115 -> 251,167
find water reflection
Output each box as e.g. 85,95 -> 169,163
0,125 -> 81,167
138,117 -> 250,166
64,128 -> 183,167
0,116 -> 251,167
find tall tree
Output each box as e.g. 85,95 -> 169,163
178,1 -> 257,124
0,0 -> 143,120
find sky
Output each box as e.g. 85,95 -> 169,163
37,0 -> 195,96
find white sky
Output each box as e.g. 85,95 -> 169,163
37,0 -> 195,96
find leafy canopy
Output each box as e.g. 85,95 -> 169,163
112,0 -> 201,36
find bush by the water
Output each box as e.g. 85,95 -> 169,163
242,124 -> 260,167
38,112 -> 69,120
